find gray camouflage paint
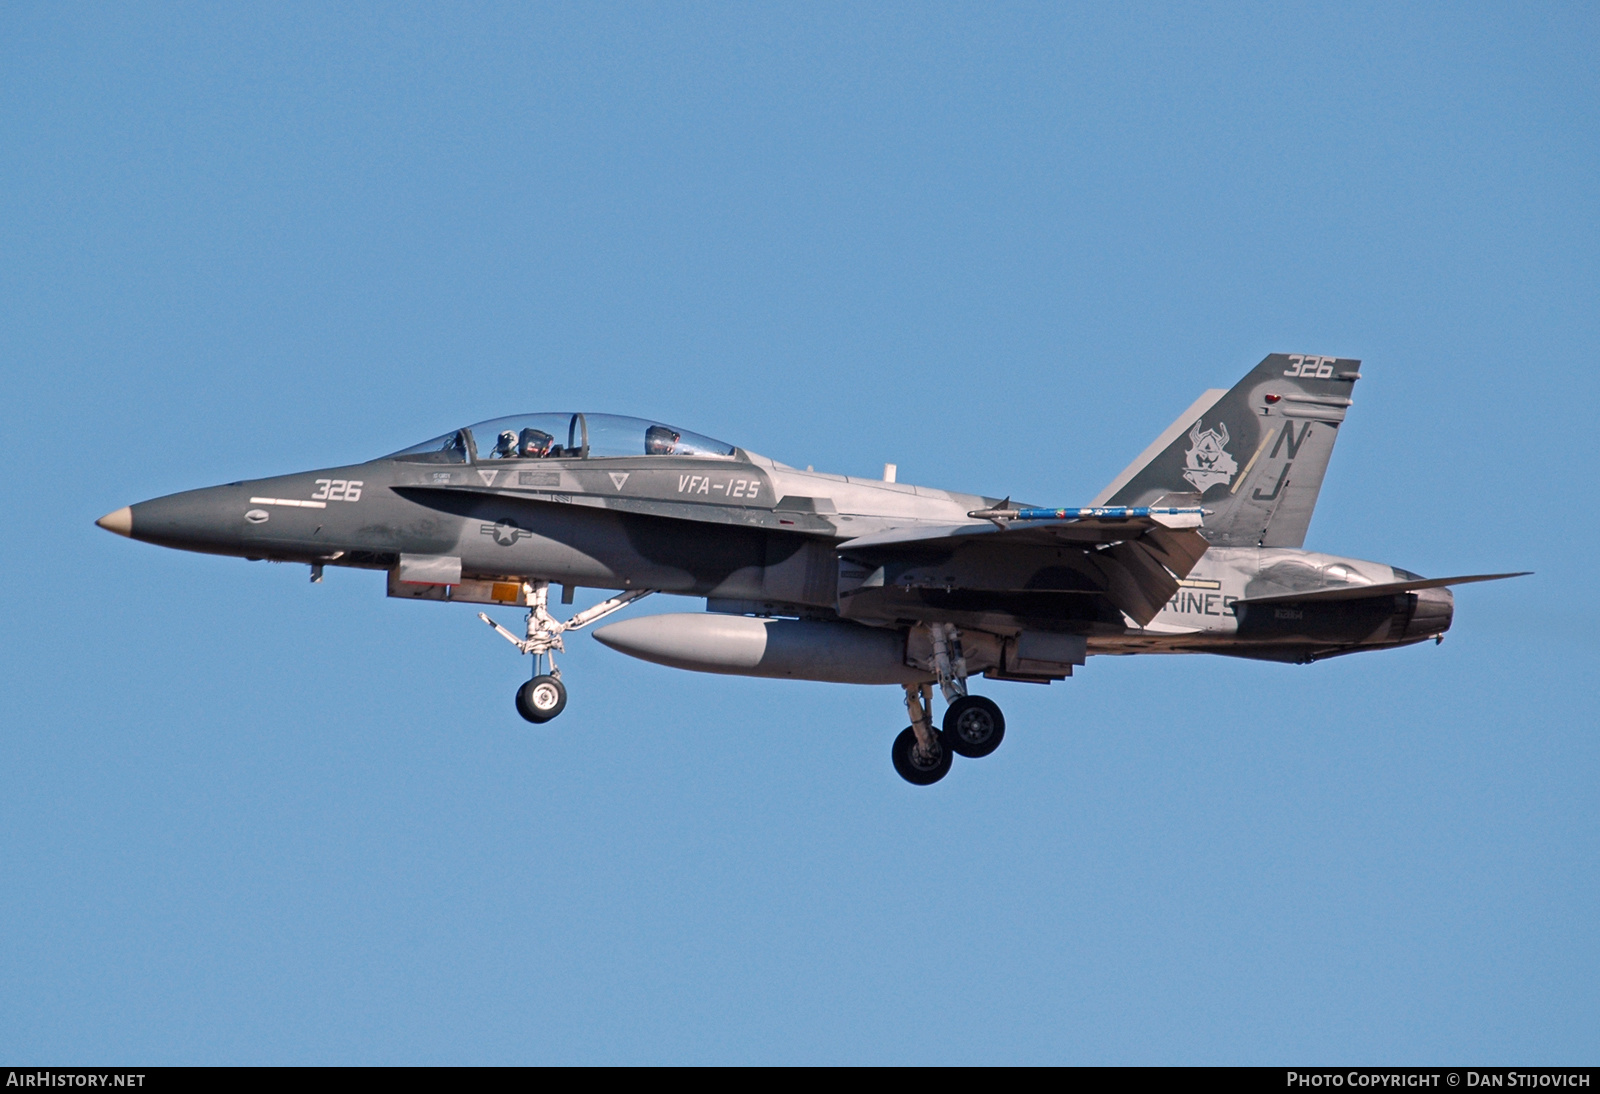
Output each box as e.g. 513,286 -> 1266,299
101,357 -> 1472,682
1100,353 -> 1361,549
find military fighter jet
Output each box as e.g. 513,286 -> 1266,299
97,354 -> 1525,784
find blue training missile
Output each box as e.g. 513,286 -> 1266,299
965,505 -> 1209,522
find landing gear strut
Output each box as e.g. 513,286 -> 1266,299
892,682 -> 952,785
890,623 -> 1007,784
479,581 -> 653,724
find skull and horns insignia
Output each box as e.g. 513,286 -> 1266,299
1181,420 -> 1239,492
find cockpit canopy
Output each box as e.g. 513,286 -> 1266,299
383,413 -> 736,464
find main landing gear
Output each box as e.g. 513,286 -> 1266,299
479,581 -> 653,724
893,683 -> 952,785
891,623 -> 1008,785
945,695 -> 1004,758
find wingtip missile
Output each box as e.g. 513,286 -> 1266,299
966,505 -> 1210,523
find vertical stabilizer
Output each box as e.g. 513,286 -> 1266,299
1096,354 -> 1361,548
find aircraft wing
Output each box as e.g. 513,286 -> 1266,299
1234,571 -> 1531,605
837,514 -> 1210,627
403,483 -> 1211,627
836,511 -> 1202,552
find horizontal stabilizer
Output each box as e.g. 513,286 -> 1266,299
1235,571 -> 1531,605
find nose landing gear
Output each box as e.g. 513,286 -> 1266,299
479,581 -> 653,724
516,675 -> 567,723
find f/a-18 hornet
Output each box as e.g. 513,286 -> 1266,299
98,355 -> 1525,784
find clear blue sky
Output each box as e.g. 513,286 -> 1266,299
2,2 -> 1595,1064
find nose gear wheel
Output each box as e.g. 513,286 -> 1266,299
478,581 -> 654,723
516,675 -> 568,723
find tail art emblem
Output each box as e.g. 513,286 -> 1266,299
1182,421 -> 1238,491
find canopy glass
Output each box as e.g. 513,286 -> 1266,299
383,413 -> 736,463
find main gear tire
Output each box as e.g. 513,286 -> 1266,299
516,675 -> 567,723
944,695 -> 1005,758
891,726 -> 953,785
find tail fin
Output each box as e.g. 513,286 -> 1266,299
1091,353 -> 1362,548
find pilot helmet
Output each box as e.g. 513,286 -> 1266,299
495,430 -> 518,456
644,424 -> 680,455
518,428 -> 554,457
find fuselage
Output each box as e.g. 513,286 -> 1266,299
100,412 -> 1452,672
1093,546 -> 1452,662
110,445 -> 990,601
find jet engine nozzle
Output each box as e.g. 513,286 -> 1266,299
593,613 -> 932,685
1402,586 -> 1454,642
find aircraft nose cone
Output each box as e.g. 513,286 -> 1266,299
95,506 -> 134,537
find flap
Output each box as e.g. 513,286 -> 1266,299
837,516 -> 1210,627
1016,632 -> 1088,666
